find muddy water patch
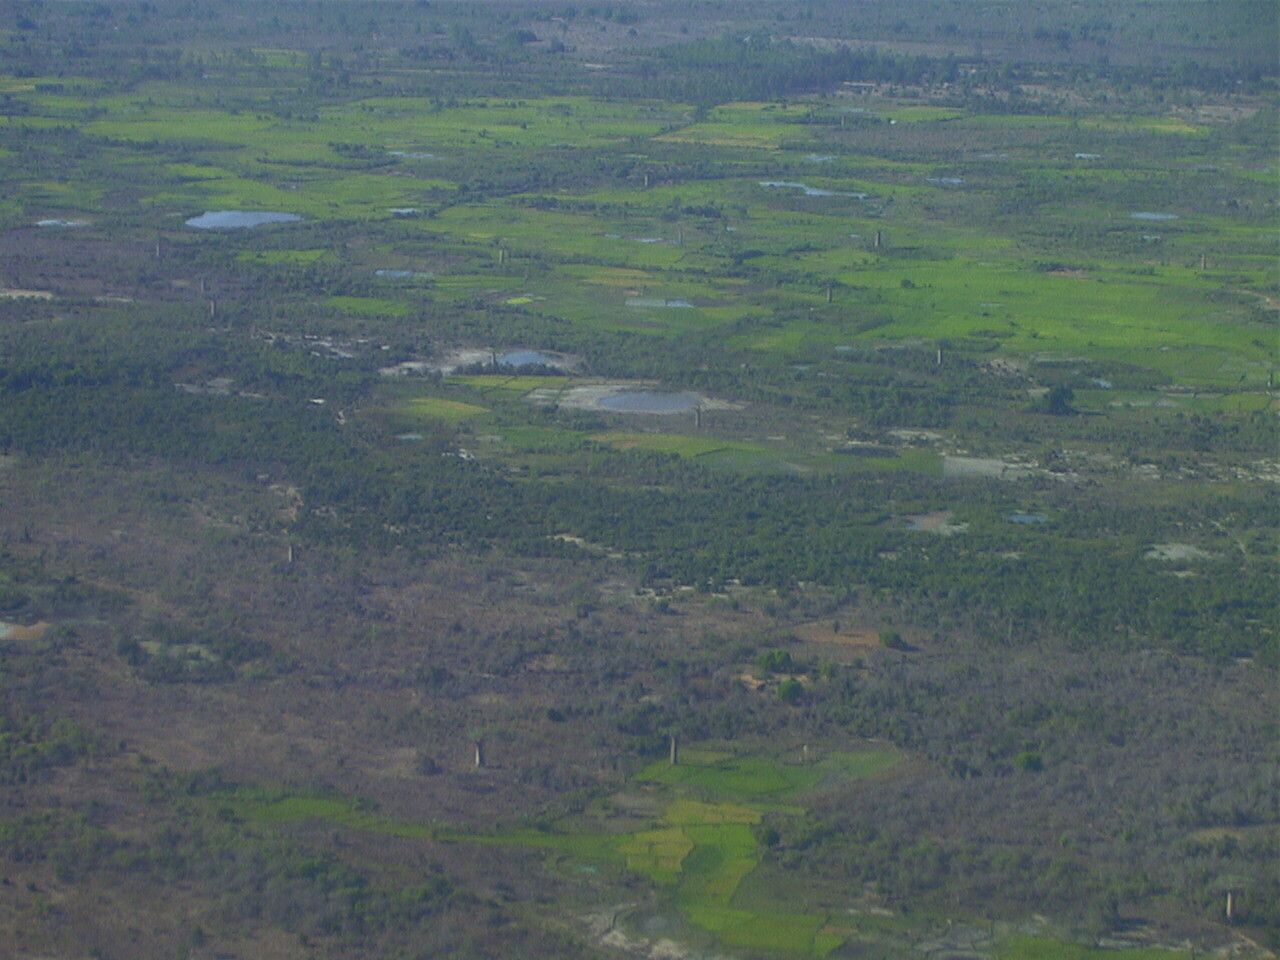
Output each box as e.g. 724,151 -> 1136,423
544,384 -> 740,415
398,347 -> 577,375
186,211 -> 303,229
187,211 -> 302,229
758,180 -> 868,199
375,269 -> 433,279
599,391 -> 701,413
625,297 -> 693,309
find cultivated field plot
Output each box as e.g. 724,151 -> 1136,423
1,80 -> 1271,388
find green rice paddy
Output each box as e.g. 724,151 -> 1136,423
215,746 -> 1196,959
220,747 -> 902,957
449,375 -> 575,398
399,396 -> 489,420
1,75 -> 1267,389
575,749 -> 897,956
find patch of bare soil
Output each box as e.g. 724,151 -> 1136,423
943,456 -> 1036,480
0,620 -> 50,641
1144,543 -> 1219,562
890,509 -> 971,533
0,287 -> 54,299
582,904 -> 733,960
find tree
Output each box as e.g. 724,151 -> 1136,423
1039,385 -> 1076,416
879,630 -> 907,650
777,678 -> 804,704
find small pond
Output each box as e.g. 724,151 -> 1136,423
388,151 -> 440,160
37,219 -> 88,227
1130,212 -> 1178,221
758,181 -> 868,199
1005,512 -> 1048,525
598,391 -> 700,413
186,211 -> 303,229
376,269 -> 433,281
498,350 -> 558,368
625,297 -> 693,309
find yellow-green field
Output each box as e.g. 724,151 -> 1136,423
398,396 -> 489,420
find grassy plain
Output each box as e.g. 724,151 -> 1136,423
4,77 -> 1268,390
395,395 -> 490,421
